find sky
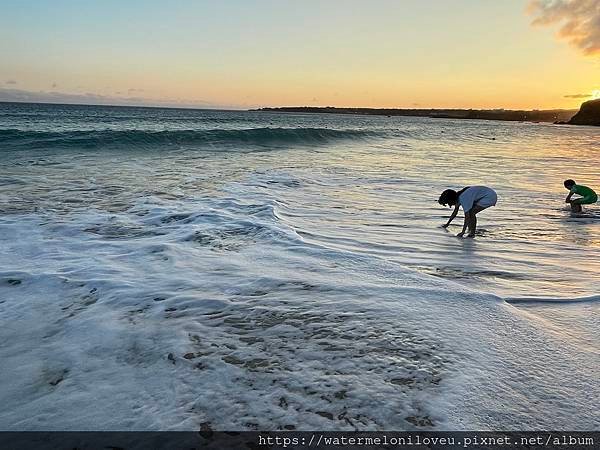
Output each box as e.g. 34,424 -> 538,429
0,0 -> 599,110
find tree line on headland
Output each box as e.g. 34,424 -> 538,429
254,99 -> 600,126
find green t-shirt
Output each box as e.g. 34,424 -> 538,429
571,184 -> 597,198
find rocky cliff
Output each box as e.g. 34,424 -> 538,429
568,99 -> 600,126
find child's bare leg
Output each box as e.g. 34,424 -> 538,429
571,201 -> 582,213
467,205 -> 487,237
467,213 -> 477,237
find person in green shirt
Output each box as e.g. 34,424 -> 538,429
564,179 -> 598,213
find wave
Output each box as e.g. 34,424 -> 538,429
0,127 -> 379,151
505,294 -> 600,304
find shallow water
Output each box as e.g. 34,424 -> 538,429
0,102 -> 598,430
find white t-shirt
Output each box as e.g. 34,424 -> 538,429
458,186 -> 497,213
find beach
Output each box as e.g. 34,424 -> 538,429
0,102 -> 599,430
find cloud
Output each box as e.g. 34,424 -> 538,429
5,80 -> 17,85
564,93 -> 591,98
528,0 -> 600,56
0,87 -> 242,110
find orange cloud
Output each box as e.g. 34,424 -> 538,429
564,93 -> 591,98
529,0 -> 600,56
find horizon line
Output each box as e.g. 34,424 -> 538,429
0,100 -> 580,113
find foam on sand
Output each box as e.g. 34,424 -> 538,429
0,208 -> 598,430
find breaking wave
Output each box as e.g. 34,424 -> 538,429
0,127 -> 381,151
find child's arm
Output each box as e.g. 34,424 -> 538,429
565,191 -> 574,203
456,210 -> 470,237
442,204 -> 460,228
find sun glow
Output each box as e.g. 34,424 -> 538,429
592,90 -> 600,100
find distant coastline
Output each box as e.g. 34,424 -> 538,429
0,101 -> 587,125
252,106 -> 577,124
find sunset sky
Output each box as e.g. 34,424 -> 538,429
1,0 -> 599,110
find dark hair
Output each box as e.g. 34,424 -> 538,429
564,179 -> 576,189
438,189 -> 457,206
439,187 -> 469,207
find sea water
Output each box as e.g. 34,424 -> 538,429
0,102 -> 598,430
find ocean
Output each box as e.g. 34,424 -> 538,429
0,102 -> 598,430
